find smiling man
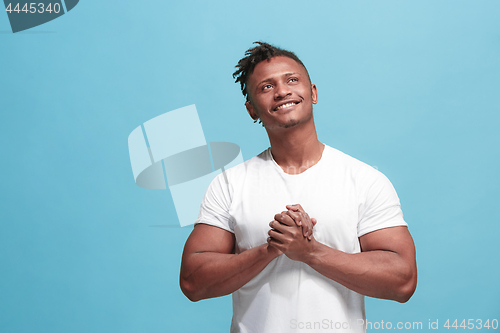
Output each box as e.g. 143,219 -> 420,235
180,42 -> 417,333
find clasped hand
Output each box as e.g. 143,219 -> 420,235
267,204 -> 317,262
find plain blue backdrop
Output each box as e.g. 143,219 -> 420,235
1,1 -> 499,332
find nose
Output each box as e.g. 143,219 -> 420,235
274,82 -> 291,100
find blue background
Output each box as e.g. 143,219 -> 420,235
1,0 -> 499,332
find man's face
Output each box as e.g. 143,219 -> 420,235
245,56 -> 318,130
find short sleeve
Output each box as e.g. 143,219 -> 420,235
357,169 -> 407,237
195,172 -> 234,233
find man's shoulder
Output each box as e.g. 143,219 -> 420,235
214,147 -> 271,182
324,145 -> 372,169
227,147 -> 270,169
323,144 -> 386,181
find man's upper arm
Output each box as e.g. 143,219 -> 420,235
360,226 -> 417,293
359,226 -> 415,258
358,226 -> 417,302
183,223 -> 235,256
359,226 -> 417,283
179,224 -> 235,301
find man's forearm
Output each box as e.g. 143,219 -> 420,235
304,242 -> 416,302
180,244 -> 278,302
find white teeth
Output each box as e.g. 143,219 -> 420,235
275,102 -> 296,110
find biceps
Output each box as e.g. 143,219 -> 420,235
359,226 -> 415,260
183,223 -> 235,255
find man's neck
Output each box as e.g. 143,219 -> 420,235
267,119 -> 324,175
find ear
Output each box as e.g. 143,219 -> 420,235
246,101 -> 259,121
311,84 -> 318,104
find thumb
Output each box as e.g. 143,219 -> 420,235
286,204 -> 304,212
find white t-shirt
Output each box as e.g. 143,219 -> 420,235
195,145 -> 407,333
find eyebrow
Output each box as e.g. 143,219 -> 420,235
256,72 -> 300,87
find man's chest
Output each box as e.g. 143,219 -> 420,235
229,173 -> 361,253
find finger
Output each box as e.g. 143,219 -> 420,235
302,213 -> 314,238
269,220 -> 283,234
269,220 -> 290,234
268,237 -> 285,252
274,213 -> 295,226
268,230 -> 286,243
307,218 -> 318,240
307,226 -> 313,240
297,213 -> 310,238
286,204 -> 304,213
307,218 -> 317,239
295,212 -> 312,238
286,210 -> 310,238
304,224 -> 312,238
285,210 -> 302,226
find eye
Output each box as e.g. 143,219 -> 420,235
261,84 -> 273,91
288,77 -> 298,83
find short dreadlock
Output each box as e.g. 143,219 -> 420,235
232,41 -> 311,103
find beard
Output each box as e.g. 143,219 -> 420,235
278,111 -> 313,129
282,120 -> 301,128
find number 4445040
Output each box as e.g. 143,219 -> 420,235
5,3 -> 62,14
444,319 -> 498,330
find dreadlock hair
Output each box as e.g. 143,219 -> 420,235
232,41 -> 310,103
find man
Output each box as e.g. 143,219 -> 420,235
180,42 -> 417,332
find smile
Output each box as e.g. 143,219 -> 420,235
273,101 -> 300,111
